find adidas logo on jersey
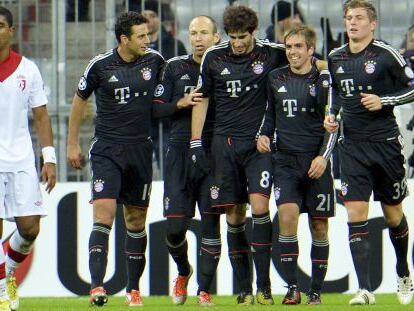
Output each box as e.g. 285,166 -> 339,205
108,75 -> 119,82
221,68 -> 231,75
336,66 -> 345,74
180,74 -> 191,80
277,86 -> 287,93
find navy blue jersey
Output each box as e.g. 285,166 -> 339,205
77,48 -> 164,143
198,39 -> 287,139
328,40 -> 414,141
260,65 -> 336,157
152,54 -> 214,143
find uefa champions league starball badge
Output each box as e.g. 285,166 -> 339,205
141,67 -> 152,80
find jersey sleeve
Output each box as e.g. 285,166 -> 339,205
152,61 -> 179,118
197,51 -> 213,98
76,55 -> 101,100
28,61 -> 48,108
380,48 -> 414,106
327,57 -> 341,115
257,77 -> 276,138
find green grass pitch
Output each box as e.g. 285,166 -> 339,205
19,294 -> 410,310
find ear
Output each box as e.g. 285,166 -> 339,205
308,45 -> 315,56
120,34 -> 129,45
214,32 -> 220,45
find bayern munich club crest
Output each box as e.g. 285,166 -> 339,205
309,84 -> 316,97
210,186 -> 219,200
364,61 -> 376,74
341,182 -> 348,196
252,61 -> 264,75
94,179 -> 105,193
274,186 -> 281,201
141,67 -> 152,80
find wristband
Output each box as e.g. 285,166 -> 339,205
42,146 -> 57,164
190,139 -> 202,148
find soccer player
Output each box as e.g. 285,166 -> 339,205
257,25 -> 336,305
152,15 -> 220,306
325,0 -> 414,305
67,11 -> 164,307
0,6 -> 56,311
191,5 -> 288,305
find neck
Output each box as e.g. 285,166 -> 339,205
290,61 -> 312,75
192,53 -> 202,64
0,47 -> 11,63
349,34 -> 373,53
117,46 -> 138,63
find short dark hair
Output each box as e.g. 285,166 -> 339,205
284,25 -> 316,49
0,6 -> 13,27
344,0 -> 377,22
115,11 -> 148,43
223,6 -> 258,34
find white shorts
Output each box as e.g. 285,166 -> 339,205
0,167 -> 47,221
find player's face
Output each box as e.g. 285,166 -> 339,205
345,7 -> 376,42
142,10 -> 159,35
188,17 -> 219,58
285,34 -> 313,71
228,31 -> 254,55
125,24 -> 150,57
0,15 -> 13,52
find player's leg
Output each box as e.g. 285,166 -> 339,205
0,222 -> 8,311
122,140 -> 152,307
88,141 -> 123,306
278,203 -> 301,305
123,205 -> 148,307
245,150 -> 273,304
197,171 -> 222,306
307,217 -> 329,305
197,212 -> 220,306
382,202 -> 413,305
4,168 -> 46,310
0,177 -> 10,310
226,205 -> 253,305
271,152 -> 302,305
305,161 -> 335,305
374,138 -> 411,304
339,141 -> 375,305
88,200 -> 116,306
163,144 -> 194,304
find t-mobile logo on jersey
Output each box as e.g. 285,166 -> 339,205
226,80 -> 242,98
340,79 -> 355,97
114,87 -> 130,104
282,99 -> 298,117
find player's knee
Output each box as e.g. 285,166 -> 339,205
250,195 -> 269,214
18,225 -> 39,242
310,219 -> 328,240
226,205 -> 246,225
166,217 -> 189,244
124,207 -> 147,231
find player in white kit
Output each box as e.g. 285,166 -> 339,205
0,7 -> 56,310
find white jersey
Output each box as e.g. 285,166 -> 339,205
0,51 -> 48,172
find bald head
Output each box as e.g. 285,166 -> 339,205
188,15 -> 220,61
